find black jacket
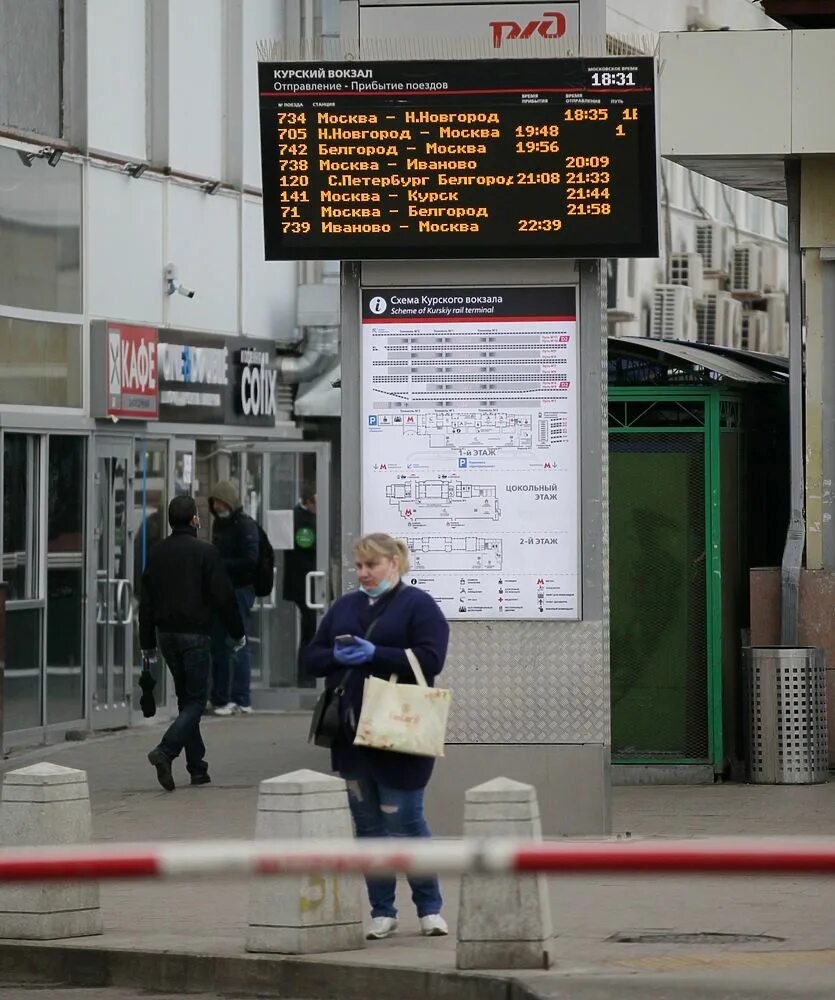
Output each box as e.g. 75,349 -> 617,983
212,509 -> 260,588
139,526 -> 245,649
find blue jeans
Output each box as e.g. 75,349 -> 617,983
343,763 -> 443,919
211,585 -> 255,707
157,633 -> 211,776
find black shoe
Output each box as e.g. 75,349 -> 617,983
148,749 -> 175,792
190,773 -> 211,786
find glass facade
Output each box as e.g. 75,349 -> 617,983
3,433 -> 87,732
0,145 -> 82,313
0,316 -> 82,407
0,0 -> 63,138
46,436 -> 86,724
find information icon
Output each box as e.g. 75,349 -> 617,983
369,296 -> 388,315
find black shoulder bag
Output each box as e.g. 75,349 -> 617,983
308,586 -> 403,748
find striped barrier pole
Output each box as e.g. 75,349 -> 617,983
0,837 -> 834,881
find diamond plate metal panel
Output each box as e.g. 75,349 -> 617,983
444,620 -> 608,744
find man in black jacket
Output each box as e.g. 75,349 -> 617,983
208,480 -> 260,714
140,495 -> 245,791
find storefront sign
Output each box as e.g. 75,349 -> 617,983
157,332 -> 279,426
233,348 -> 278,425
91,322 -> 159,419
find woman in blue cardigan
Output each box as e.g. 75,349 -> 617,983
302,532 -> 450,941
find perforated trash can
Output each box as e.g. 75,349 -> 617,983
743,647 -> 829,784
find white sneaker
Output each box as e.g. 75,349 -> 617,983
366,916 -> 398,940
236,705 -> 253,715
419,914 -> 448,937
212,703 -> 235,716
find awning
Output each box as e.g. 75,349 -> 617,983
613,337 -> 786,384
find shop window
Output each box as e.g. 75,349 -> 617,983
3,433 -> 43,730
0,316 -> 82,407
46,435 -> 85,724
0,145 -> 82,313
0,0 -> 64,138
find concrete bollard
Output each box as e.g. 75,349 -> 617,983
246,768 -> 365,954
0,762 -> 101,939
456,776 -> 553,970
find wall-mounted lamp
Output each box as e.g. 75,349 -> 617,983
123,162 -> 148,179
201,180 -> 221,195
17,147 -> 63,168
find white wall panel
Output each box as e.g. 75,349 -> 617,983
792,31 -> 835,154
243,197 -> 297,340
87,0 -> 147,158
166,185 -> 239,333
87,167 -> 164,324
243,0 -> 285,189
659,31 -> 791,158
168,0 -> 224,178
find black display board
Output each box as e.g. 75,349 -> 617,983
258,58 -> 658,261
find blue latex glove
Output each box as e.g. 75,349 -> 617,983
333,637 -> 376,666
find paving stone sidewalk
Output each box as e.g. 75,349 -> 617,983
2,715 -> 835,999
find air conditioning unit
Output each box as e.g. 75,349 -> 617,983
651,284 -> 694,341
765,292 -> 788,357
740,310 -> 769,353
669,252 -> 705,300
730,242 -> 764,297
696,221 -> 730,274
760,244 -> 781,293
695,291 -> 741,347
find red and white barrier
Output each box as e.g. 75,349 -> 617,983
0,837 -> 834,882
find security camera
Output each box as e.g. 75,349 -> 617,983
163,263 -> 196,300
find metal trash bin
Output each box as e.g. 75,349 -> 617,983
743,646 -> 829,784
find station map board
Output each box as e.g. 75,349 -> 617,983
258,57 -> 658,260
361,286 -> 579,620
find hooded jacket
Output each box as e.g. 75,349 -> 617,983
209,480 -> 260,588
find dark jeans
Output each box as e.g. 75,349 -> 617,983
343,760 -> 443,919
211,585 -> 255,707
157,632 -> 211,776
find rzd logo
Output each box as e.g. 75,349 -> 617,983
489,10 -> 567,48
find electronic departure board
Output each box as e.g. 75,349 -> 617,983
258,58 -> 658,261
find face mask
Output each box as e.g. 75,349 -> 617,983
216,510 -> 231,520
360,579 -> 392,599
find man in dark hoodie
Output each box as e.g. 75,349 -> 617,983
208,479 -> 260,714
139,495 -> 245,791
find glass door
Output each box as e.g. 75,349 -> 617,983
90,438 -> 133,728
225,441 -> 331,709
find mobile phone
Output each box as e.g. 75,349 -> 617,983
335,634 -> 357,646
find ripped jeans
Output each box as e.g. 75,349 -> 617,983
342,763 -> 443,919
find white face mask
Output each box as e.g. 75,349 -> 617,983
215,509 -> 231,520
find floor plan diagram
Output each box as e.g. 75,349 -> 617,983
406,536 -> 503,571
386,477 -> 501,520
383,410 -> 533,450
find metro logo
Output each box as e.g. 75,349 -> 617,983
488,11 -> 567,49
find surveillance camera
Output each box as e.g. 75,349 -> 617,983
163,263 -> 195,299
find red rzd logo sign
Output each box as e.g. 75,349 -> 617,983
489,10 -> 567,49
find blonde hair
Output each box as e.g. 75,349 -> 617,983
352,533 -> 410,574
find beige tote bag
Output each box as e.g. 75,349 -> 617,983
353,649 -> 451,758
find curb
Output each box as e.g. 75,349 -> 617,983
0,941 -> 545,1000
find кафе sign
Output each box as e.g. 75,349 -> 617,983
91,322 -> 279,426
